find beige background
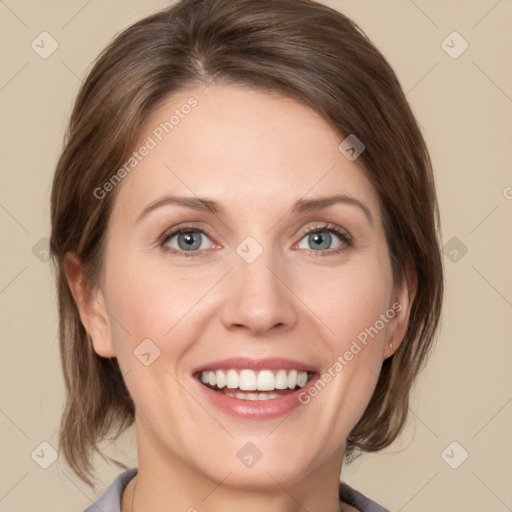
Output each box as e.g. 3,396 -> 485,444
1,1 -> 511,511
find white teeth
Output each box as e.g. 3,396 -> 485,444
226,390 -> 277,400
239,369 -> 257,390
215,370 -> 226,389
256,369 -> 275,391
287,369 -> 298,389
225,369 -> 238,389
297,371 -> 308,387
274,369 -> 289,389
198,368 -> 310,392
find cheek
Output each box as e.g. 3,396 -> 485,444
301,257 -> 394,411
105,241 -> 394,361
103,256 -> 220,365
307,261 -> 393,350
101,262 -> 198,410
298,271 -> 393,435
107,261 -> 204,343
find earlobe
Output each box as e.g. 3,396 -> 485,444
385,261 -> 418,359
63,252 -> 116,358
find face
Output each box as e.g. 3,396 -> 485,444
71,84 -> 411,490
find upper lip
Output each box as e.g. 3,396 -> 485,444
193,357 -> 318,375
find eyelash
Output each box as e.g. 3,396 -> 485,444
159,222 -> 353,259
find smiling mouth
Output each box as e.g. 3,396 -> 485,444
195,368 -> 313,401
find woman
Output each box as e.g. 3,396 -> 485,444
49,0 -> 444,510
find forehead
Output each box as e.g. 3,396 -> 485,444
109,84 -> 381,225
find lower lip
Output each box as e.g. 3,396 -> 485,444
194,374 -> 320,420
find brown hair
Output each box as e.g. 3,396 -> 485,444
50,0 -> 444,488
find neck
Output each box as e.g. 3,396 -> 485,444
123,420 -> 345,512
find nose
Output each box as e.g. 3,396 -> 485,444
220,245 -> 298,336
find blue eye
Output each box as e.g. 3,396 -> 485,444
296,224 -> 352,256
162,228 -> 213,256
160,223 -> 352,258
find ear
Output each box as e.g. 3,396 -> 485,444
63,252 -> 116,358
383,260 -> 418,359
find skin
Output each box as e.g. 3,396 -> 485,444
65,84 -> 416,512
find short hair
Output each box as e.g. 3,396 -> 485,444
50,0 -> 444,488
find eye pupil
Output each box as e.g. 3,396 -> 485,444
178,232 -> 201,251
309,231 -> 331,250
166,226 -> 345,257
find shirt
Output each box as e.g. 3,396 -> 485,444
83,467 -> 390,512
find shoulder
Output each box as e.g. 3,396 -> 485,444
339,481 -> 391,512
82,470 -> 387,512
82,468 -> 138,512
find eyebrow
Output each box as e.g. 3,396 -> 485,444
135,194 -> 373,226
